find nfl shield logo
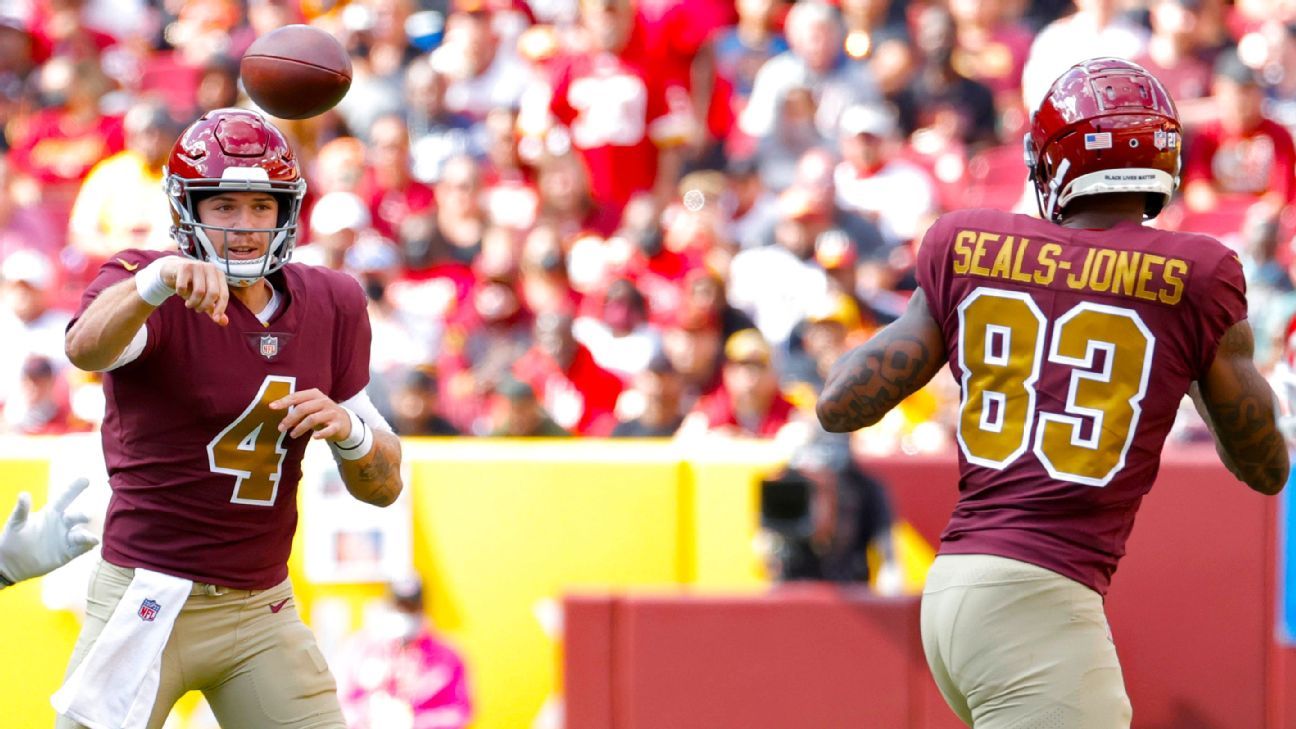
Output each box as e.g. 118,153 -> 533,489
1154,130 -> 1167,150
138,598 -> 161,622
259,335 -> 279,359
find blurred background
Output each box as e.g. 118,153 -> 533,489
2,0 -> 1296,727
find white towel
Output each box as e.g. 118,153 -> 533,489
51,567 -> 193,729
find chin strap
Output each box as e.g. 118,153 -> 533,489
1041,157 -> 1071,221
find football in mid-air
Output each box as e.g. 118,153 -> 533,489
240,24 -> 352,120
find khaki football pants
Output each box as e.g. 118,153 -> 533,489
55,559 -> 345,729
920,554 -> 1133,729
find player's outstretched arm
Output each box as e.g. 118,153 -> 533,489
0,478 -> 99,588
817,289 -> 948,433
66,258 -> 229,371
1194,321 -> 1289,495
272,389 -> 404,507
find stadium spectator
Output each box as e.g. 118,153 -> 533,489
752,79 -> 825,192
192,55 -> 242,120
573,276 -> 660,380
518,222 -> 578,316
660,303 -> 724,410
727,176 -> 836,348
297,190 -> 374,270
362,114 -> 439,245
782,291 -> 867,396
534,151 -> 617,240
389,369 -> 460,436
485,376 -> 569,436
67,99 -> 177,259
680,327 -> 799,438
0,250 -> 70,411
479,106 -> 540,231
712,0 -> 788,106
1133,0 -> 1215,107
337,578 -> 473,729
430,0 -> 529,122
947,0 -> 1034,135
615,193 -> 698,321
681,267 -> 756,341
896,4 -> 998,152
2,354 -> 83,435
423,153 -> 485,267
740,1 -> 881,141
837,0 -> 912,95
334,0 -> 416,140
0,156 -> 61,264
405,57 -> 479,186
1020,0 -> 1148,112
513,311 -> 624,435
611,353 -> 686,436
314,135 -> 368,196
8,56 -> 122,243
833,104 -> 940,248
520,0 -> 695,220
1182,50 -> 1296,218
437,245 -> 533,433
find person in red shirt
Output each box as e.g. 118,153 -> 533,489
524,0 -> 695,220
513,311 -> 625,435
1182,50 -> 1296,217
9,56 -> 123,242
360,114 -> 438,243
683,327 -> 797,438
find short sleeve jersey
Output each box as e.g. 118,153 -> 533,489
915,209 -> 1247,594
71,250 -> 373,589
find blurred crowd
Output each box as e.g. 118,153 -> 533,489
4,0 -> 1296,453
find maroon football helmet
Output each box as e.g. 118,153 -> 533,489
165,108 -> 306,286
1024,58 -> 1181,222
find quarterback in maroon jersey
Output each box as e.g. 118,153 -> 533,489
55,109 -> 403,729
818,59 -> 1288,728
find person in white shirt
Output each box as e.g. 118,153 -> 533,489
1020,0 -> 1148,112
832,104 -> 939,246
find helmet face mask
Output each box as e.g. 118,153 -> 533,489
165,109 -> 306,286
1025,58 -> 1182,223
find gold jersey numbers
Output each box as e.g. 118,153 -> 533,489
207,375 -> 296,506
956,287 -> 1155,486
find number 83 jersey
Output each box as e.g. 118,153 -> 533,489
916,209 -> 1246,595
71,250 -> 373,590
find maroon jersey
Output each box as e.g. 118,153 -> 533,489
916,209 -> 1246,594
71,250 -> 372,589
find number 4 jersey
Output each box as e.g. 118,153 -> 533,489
71,250 -> 373,589
916,209 -> 1246,595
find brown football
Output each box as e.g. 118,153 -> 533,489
240,24 -> 352,120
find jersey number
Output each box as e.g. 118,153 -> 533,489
956,287 -> 1155,486
207,375 -> 295,506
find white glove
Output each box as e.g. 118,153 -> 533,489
0,478 -> 100,586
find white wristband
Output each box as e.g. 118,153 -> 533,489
134,258 -> 176,306
330,406 -> 374,460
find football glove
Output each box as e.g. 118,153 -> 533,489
0,478 -> 99,587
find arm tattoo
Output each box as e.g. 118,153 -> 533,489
1210,366 -> 1289,494
1205,325 -> 1290,494
339,438 -> 403,506
817,327 -> 936,433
